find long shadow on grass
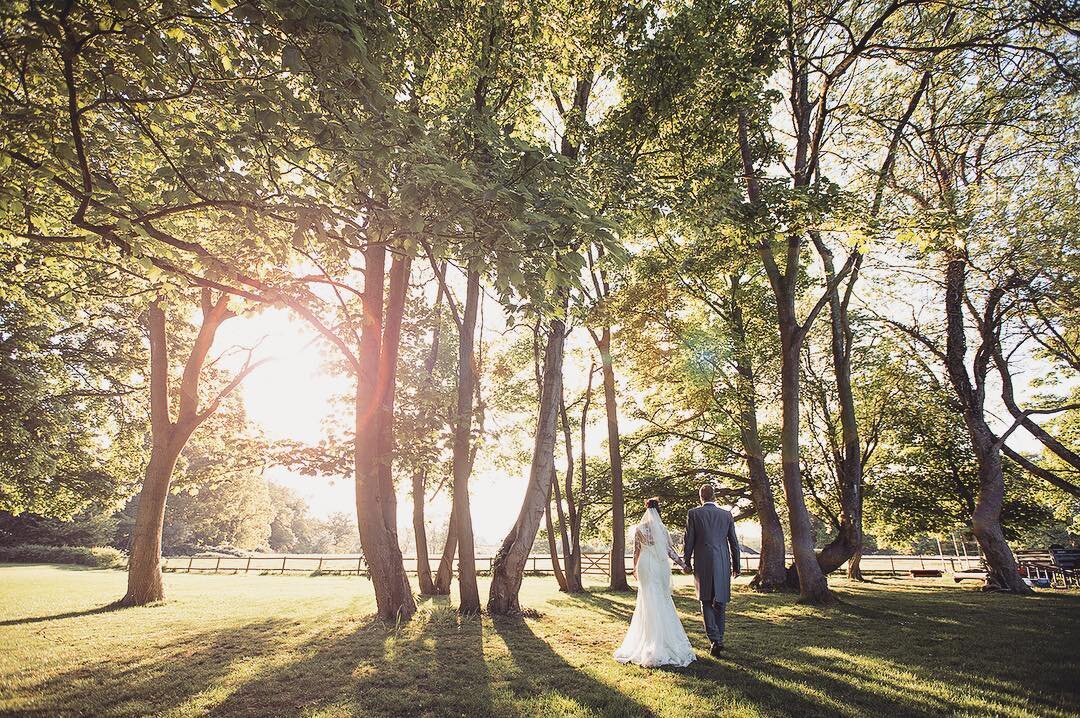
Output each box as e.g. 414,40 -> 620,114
569,583 -> 1080,717
209,607 -> 495,717
491,614 -> 659,717
696,587 -> 1078,717
553,589 -> 636,624
17,619 -> 291,716
0,603 -> 120,626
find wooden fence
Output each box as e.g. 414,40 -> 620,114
161,552 -> 983,577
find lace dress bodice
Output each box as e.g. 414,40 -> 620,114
635,525 -> 684,566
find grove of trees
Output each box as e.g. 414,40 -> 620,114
1,0 -> 1076,617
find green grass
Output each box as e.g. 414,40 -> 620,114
1,564 -> 1077,717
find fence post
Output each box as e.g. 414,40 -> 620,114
317,557 -> 323,574
357,556 -> 363,576
215,557 -> 221,574
187,556 -> 193,573
889,556 -> 896,576
245,556 -> 252,574
281,556 -> 287,574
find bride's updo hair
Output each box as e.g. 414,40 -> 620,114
645,497 -> 660,511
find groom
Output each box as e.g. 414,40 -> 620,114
683,483 -> 741,656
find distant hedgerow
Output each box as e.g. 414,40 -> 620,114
0,543 -> 126,569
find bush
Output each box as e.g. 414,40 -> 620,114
0,511 -> 120,548
0,543 -> 126,568
162,544 -> 247,557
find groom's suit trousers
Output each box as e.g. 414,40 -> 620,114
701,600 -> 726,644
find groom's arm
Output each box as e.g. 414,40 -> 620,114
683,511 -> 695,570
727,515 -> 741,577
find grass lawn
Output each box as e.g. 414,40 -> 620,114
1,564 -> 1077,717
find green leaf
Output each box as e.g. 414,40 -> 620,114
256,109 -> 281,127
282,45 -> 303,71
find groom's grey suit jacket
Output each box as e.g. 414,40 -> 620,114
683,503 -> 740,604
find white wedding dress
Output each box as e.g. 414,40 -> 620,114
613,508 -> 696,667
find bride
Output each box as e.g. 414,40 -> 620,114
613,498 -> 696,668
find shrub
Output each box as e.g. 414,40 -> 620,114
0,543 -> 126,568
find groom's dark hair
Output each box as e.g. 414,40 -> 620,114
699,484 -> 715,503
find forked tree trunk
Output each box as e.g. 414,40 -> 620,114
354,245 -> 416,621
452,270 -> 482,614
942,257 -> 1031,595
556,400 -> 583,592
594,328 -> 630,591
810,234 -> 864,576
740,111 -> 832,605
552,465 -> 582,592
412,471 -> 435,595
729,274 -> 788,592
416,267 -> 446,597
488,314 -> 566,614
120,295 -> 242,607
412,262 -> 447,591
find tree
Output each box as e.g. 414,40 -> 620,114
879,5 -> 1077,591
864,366 -> 1056,546
488,301 -> 568,614
0,249 -> 145,518
394,271 -> 456,595
0,510 -> 118,548
122,291 -> 262,605
618,232 -> 788,591
155,417 -> 272,553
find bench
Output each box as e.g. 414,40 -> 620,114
953,570 -> 987,583
909,569 -> 943,578
1016,548 -> 1080,589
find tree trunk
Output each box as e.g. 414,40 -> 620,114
416,263 -> 446,597
778,318 -> 833,604
412,471 -> 436,595
941,257 -> 1031,595
377,252 -> 411,535
120,295 -> 236,607
740,111 -> 831,604
452,270 -> 481,614
594,327 -> 630,591
969,425 -> 1029,593
545,483 -> 568,591
810,235 -> 864,576
354,245 -> 416,621
729,275 -> 788,592
552,465 -> 582,593
488,314 -> 566,614
433,507 -> 457,595
846,545 -> 864,580
120,442 -> 181,606
557,399 -> 583,592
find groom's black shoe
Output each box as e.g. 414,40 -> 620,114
710,641 -> 725,656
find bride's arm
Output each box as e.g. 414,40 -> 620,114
667,539 -> 687,570
632,530 -> 641,577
